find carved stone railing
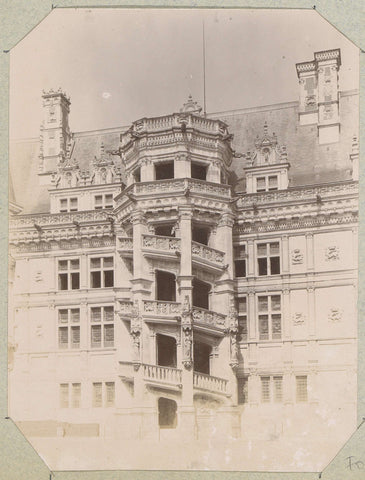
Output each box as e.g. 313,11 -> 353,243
192,307 -> 226,330
143,300 -> 181,317
118,300 -> 134,315
142,234 -> 181,254
143,364 -> 182,385
236,181 -> 358,208
133,178 -> 231,198
118,237 -> 133,250
193,372 -> 228,394
191,241 -> 225,266
10,209 -> 111,228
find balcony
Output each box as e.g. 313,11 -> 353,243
192,307 -> 226,331
193,371 -> 229,396
142,234 -> 181,260
119,361 -> 229,396
143,300 -> 181,321
191,241 -> 225,271
118,237 -> 133,258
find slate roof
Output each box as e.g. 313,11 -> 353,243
9,90 -> 359,215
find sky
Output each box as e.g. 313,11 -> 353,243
9,8 -> 359,139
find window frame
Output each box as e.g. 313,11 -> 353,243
59,382 -> 81,408
257,294 -> 282,340
92,381 -> 115,408
256,241 -> 281,276
234,244 -> 247,278
255,174 -> 279,193
58,307 -> 80,350
89,256 -> 114,289
296,375 -> 308,402
237,296 -> 248,342
90,305 -> 115,349
59,197 -> 78,213
94,193 -> 114,210
57,258 -> 80,291
260,375 -> 283,403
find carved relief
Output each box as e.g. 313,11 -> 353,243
325,246 -> 339,261
34,270 -> 43,283
328,308 -> 342,323
291,248 -> 304,265
182,328 -> 193,369
292,312 -> 305,326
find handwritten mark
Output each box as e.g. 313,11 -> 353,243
346,456 -> 364,470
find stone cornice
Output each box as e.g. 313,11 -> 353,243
10,235 -> 115,254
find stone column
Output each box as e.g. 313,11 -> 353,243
174,153 -> 190,178
140,157 -> 154,182
206,160 -> 221,183
281,235 -> 289,274
247,239 -> 255,277
283,288 -> 291,340
306,233 -> 314,272
215,211 -> 235,279
177,207 -> 193,301
307,285 -> 316,338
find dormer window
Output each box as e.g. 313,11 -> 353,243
94,194 -> 113,210
256,175 -> 278,192
59,197 -> 78,213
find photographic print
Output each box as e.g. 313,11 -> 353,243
8,7 -> 360,473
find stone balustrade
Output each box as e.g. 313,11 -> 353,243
10,209 -> 110,228
193,371 -> 228,394
191,241 -> 225,266
118,237 -> 134,250
132,178 -> 231,198
143,300 -> 181,317
143,364 -> 182,385
142,234 -> 181,253
118,300 -> 134,314
192,307 -> 226,329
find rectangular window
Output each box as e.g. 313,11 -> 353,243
257,242 -> 280,276
234,245 -> 247,278
255,175 -> 278,192
59,197 -> 78,213
296,376 -> 308,402
92,382 -> 115,408
90,306 -> 114,348
258,295 -> 282,340
237,297 -> 248,342
58,259 -> 80,290
237,376 -> 248,404
71,383 -> 81,408
155,161 -> 174,180
90,257 -> 114,288
260,376 -> 283,403
94,194 -> 114,210
60,383 -> 69,408
58,308 -> 80,349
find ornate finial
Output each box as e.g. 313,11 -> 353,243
180,95 -> 202,115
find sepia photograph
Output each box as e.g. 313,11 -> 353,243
7,7 -> 360,473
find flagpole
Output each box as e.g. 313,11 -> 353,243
203,19 -> 206,117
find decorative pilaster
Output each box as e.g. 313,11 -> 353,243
307,284 -> 316,337
181,296 -> 193,370
130,301 -> 142,370
306,232 -> 314,271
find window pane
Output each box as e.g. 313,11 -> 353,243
261,377 -> 270,402
270,242 -> 280,255
70,259 -> 79,270
273,376 -> 283,402
104,270 -> 114,288
91,271 -> 101,288
71,272 -> 80,289
258,296 -> 268,312
94,195 -> 103,206
58,310 -> 68,324
234,245 -> 246,259
238,297 -> 247,313
258,258 -> 267,276
91,325 -> 101,348
105,382 -> 115,407
60,384 -> 69,408
270,257 -> 280,275
104,324 -> 114,347
90,258 -> 101,269
259,315 -> 269,340
257,243 -> 267,256
71,309 -> 80,323
58,273 -> 68,290
71,326 -> 80,348
272,314 -> 282,339
91,307 -> 102,322
271,295 -> 281,311
104,306 -> 114,322
268,176 -> 278,189
103,257 -> 114,268
235,260 -> 246,277
296,376 -> 308,402
92,383 -> 102,407
58,327 -> 68,348
71,383 -> 81,408
60,199 -> 67,208
70,198 -> 78,211
105,194 -> 113,204
256,177 -> 266,191
58,260 -> 68,271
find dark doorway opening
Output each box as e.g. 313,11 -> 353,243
194,341 -> 212,374
133,167 -> 141,183
156,270 -> 176,301
155,224 -> 175,237
192,226 -> 209,245
157,334 -> 177,368
192,278 -> 210,309
158,397 -> 177,428
191,162 -> 207,181
155,162 -> 174,180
